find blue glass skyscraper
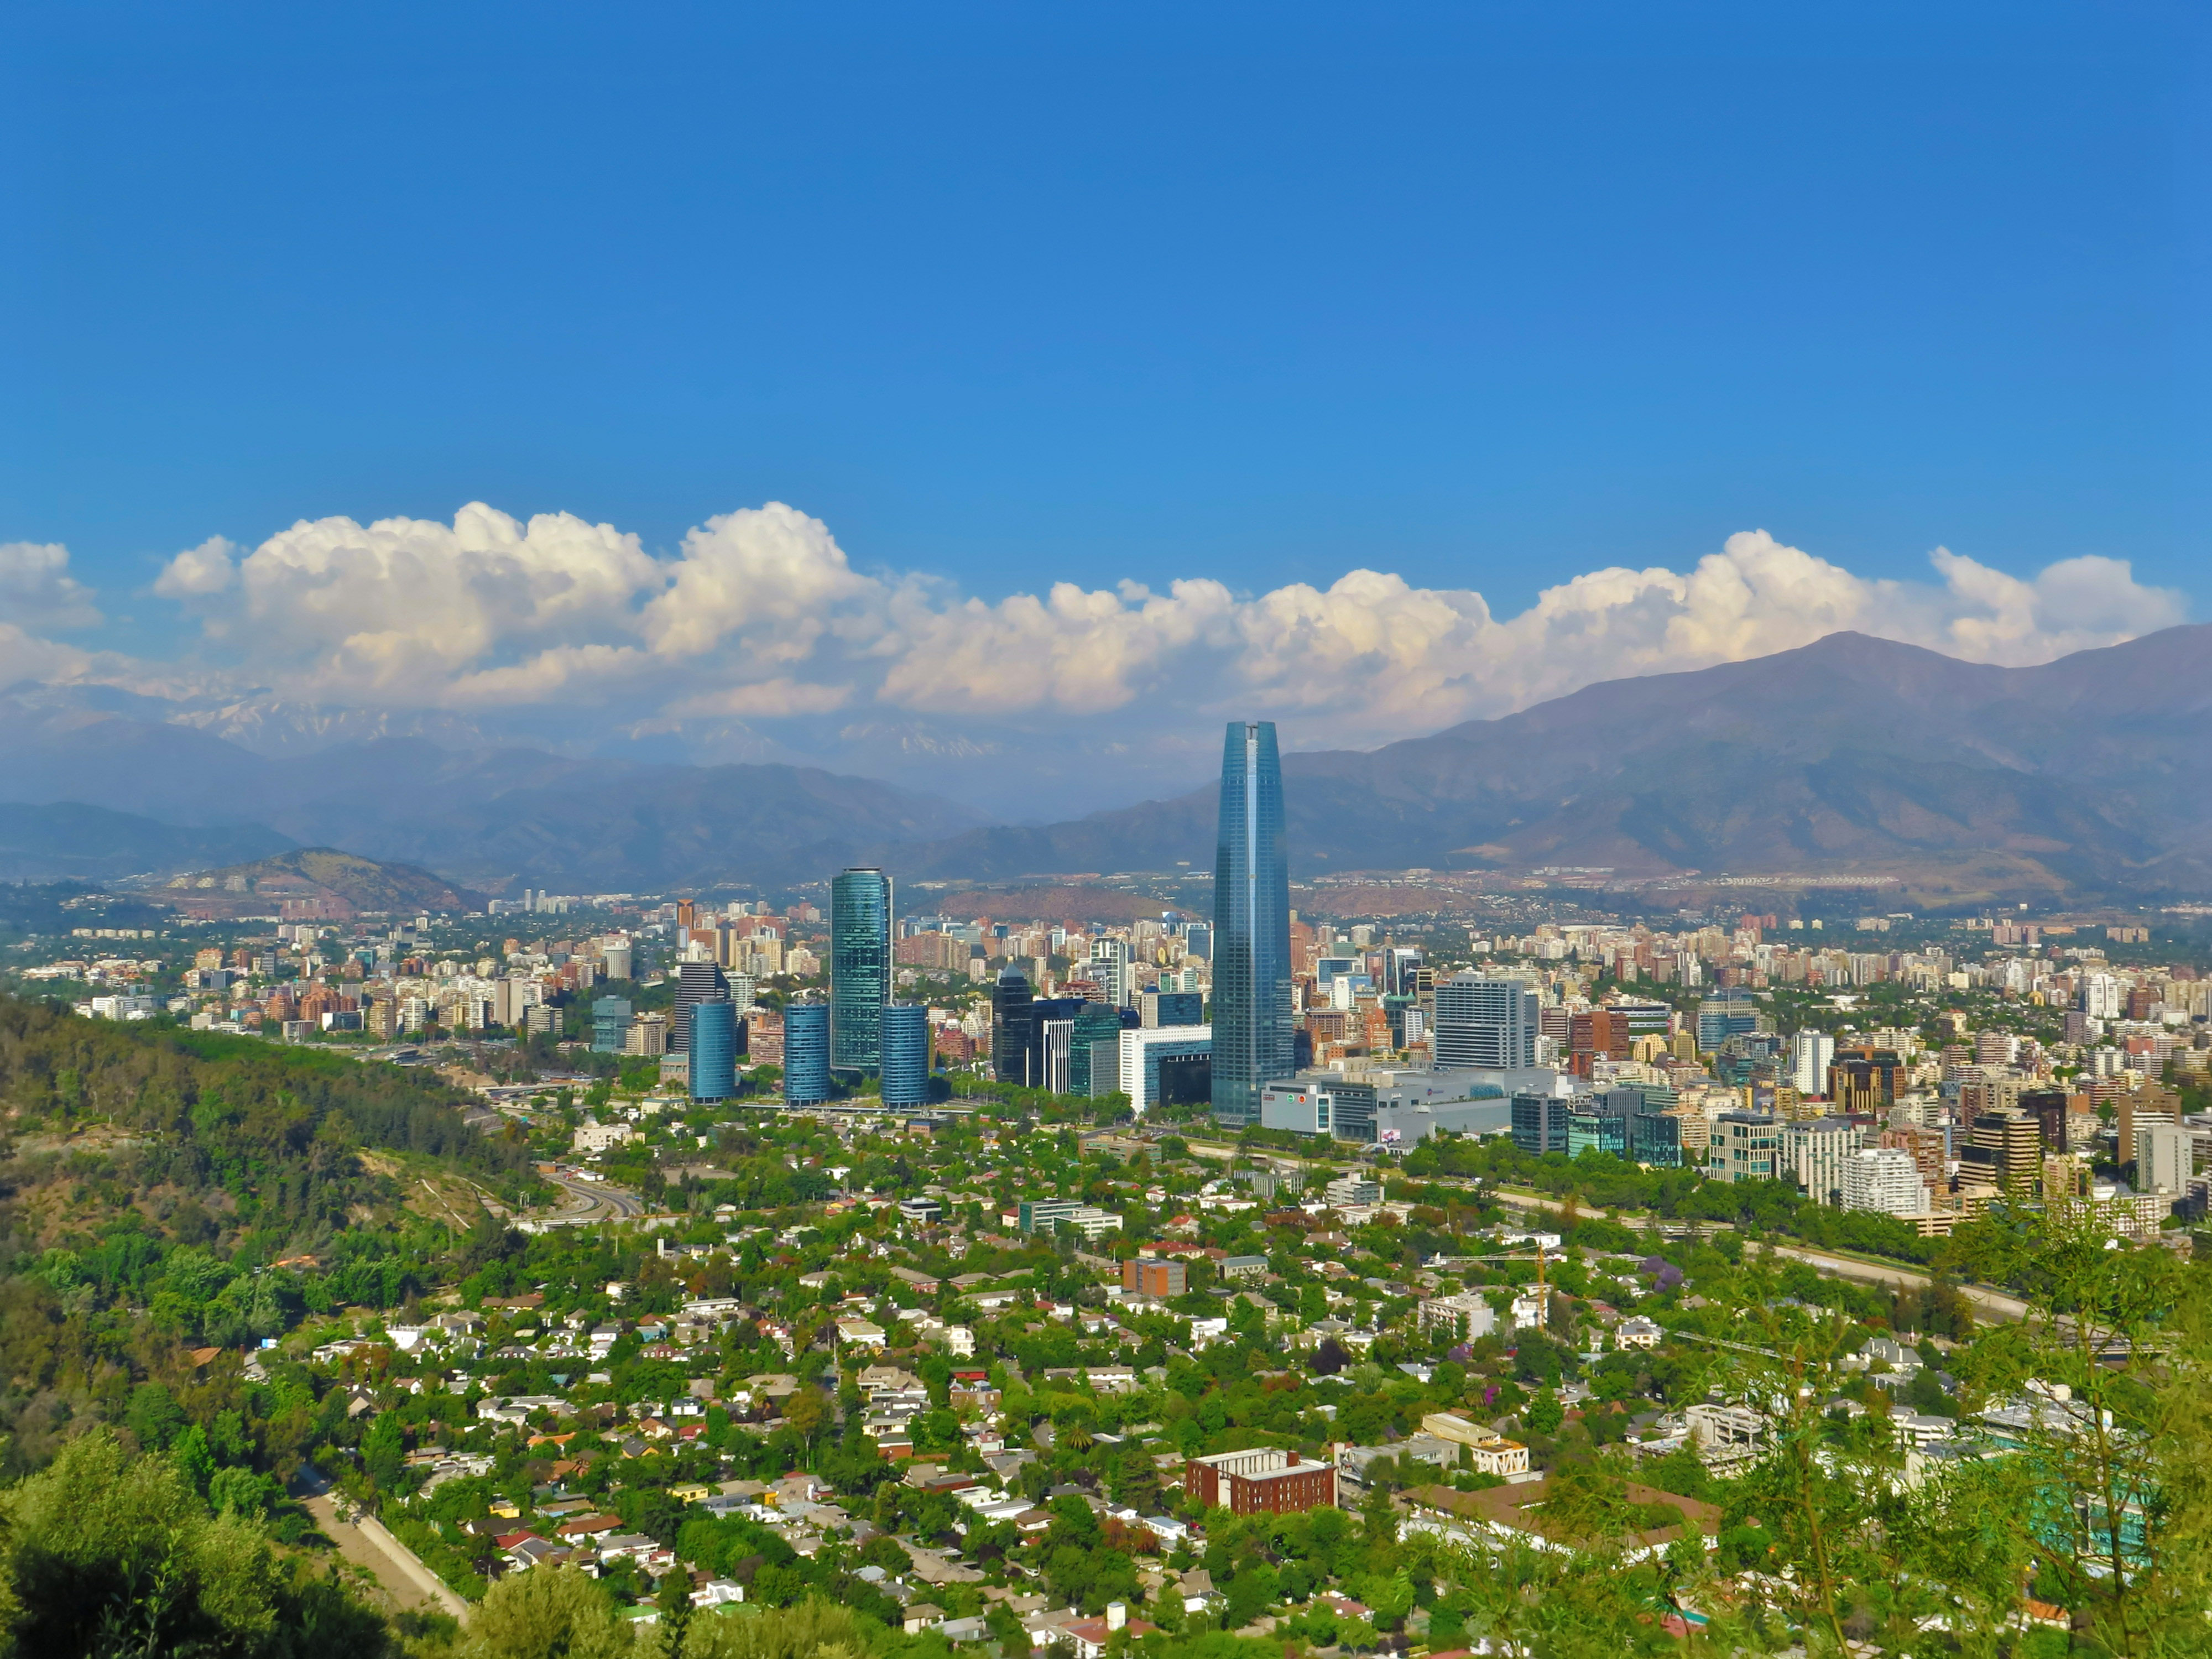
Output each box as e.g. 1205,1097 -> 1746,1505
1211,720 -> 1293,1127
784,1002 -> 831,1105
688,999 -> 738,1102
831,867 -> 893,1072
879,1003 -> 929,1109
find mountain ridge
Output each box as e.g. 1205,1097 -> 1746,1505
879,626 -> 2212,902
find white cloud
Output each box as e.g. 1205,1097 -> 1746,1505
144,505 -> 2188,757
0,540 -> 102,629
151,535 -> 237,598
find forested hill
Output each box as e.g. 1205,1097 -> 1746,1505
0,995 -> 536,1471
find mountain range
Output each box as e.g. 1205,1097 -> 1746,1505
1,625 -> 2207,903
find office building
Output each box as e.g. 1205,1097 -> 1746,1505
1510,1090 -> 1571,1156
601,941 -> 633,982
1433,973 -> 1539,1070
1141,989 -> 1204,1028
1711,1112 -> 1780,1183
1071,1002 -> 1128,1097
1697,991 -> 1764,1053
1829,1050 -> 1904,1115
671,960 -> 729,1053
591,996 -> 632,1054
689,999 -> 739,1103
1122,1258 -> 1187,1299
880,1004 -> 930,1109
831,867 -> 893,1072
783,1002 -> 832,1106
1629,1111 -> 1683,1167
991,967 -> 1036,1087
1961,1110 -> 2041,1193
1185,1448 -> 1336,1516
1121,1024 -> 1214,1117
1210,721 -> 1293,1127
1790,1031 -> 1835,1097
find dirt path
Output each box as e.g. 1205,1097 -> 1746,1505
305,1494 -> 470,1620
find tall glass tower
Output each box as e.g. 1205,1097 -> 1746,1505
784,1001 -> 832,1105
831,867 -> 893,1071
879,1004 -> 930,1109
1211,720 -> 1293,1126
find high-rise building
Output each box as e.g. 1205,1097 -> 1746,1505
591,996 -> 632,1054
1963,1110 -> 2041,1193
1090,937 -> 1135,1008
880,1004 -> 930,1109
2135,1121 -> 2192,1194
1433,973 -> 1538,1070
1510,1089 -> 1569,1156
671,961 -> 728,1052
992,967 -> 1037,1087
1840,1147 -> 1927,1215
831,868 -> 893,1072
1790,1030 -> 1835,1097
1210,721 -> 1293,1128
1141,989 -> 1203,1028
689,999 -> 739,1102
782,1002 -> 832,1105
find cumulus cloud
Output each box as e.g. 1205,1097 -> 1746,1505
0,540 -> 103,629
144,505 -> 2188,756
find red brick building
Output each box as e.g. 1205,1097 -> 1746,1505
1184,1448 -> 1337,1515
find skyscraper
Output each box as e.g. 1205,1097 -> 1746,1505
1210,720 -> 1292,1127
671,960 -> 729,1052
831,867 -> 893,1072
880,1004 -> 930,1109
784,1002 -> 832,1105
1433,973 -> 1538,1070
689,999 -> 739,1102
992,967 -> 1036,1087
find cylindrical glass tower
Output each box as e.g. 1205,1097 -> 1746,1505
688,999 -> 738,1102
880,1003 -> 929,1109
784,1001 -> 832,1105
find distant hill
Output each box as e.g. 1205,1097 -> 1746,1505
0,691 -> 983,894
163,849 -> 484,918
884,627 -> 2212,905
6,627 -> 2209,903
0,802 -> 295,883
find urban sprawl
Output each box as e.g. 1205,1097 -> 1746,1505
7,720 -> 2208,1652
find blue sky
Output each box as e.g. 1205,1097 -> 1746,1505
0,2 -> 2204,813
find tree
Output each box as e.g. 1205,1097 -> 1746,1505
459,1564 -> 630,1659
0,1428 -> 390,1658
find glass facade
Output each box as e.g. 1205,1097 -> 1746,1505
1210,720 -> 1293,1127
879,1004 -> 929,1108
830,868 -> 893,1072
591,995 -> 632,1053
688,999 -> 738,1102
783,1002 -> 832,1105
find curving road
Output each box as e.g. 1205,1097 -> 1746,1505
532,1166 -> 645,1225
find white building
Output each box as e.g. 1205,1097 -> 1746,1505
1790,1030 -> 1834,1097
574,1118 -> 634,1152
1840,1147 -> 1928,1217
2135,1122 -> 2193,1194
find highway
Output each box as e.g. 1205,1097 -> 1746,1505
530,1165 -> 646,1225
